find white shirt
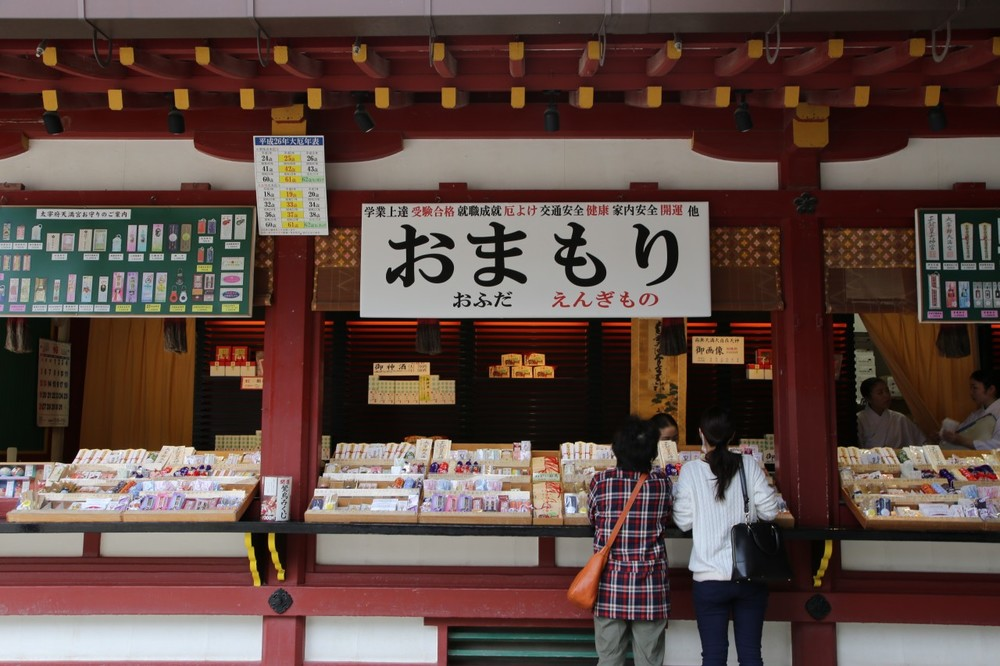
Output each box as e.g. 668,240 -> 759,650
672,455 -> 780,582
856,405 -> 926,448
956,399 -> 1000,450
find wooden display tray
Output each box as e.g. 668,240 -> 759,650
304,509 -> 419,523
6,492 -> 128,523
841,488 -> 992,532
533,514 -> 563,526
418,512 -> 533,525
7,508 -> 123,523
121,490 -> 254,523
563,514 -> 591,526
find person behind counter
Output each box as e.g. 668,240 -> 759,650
588,415 -> 673,666
940,369 -> 1000,450
672,406 -> 779,666
857,377 -> 927,448
650,412 -> 679,441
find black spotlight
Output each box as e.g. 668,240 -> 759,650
42,111 -> 63,135
734,97 -> 753,132
928,104 -> 947,132
167,105 -> 185,135
544,103 -> 559,132
354,103 -> 375,133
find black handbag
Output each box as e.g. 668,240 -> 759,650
731,461 -> 792,583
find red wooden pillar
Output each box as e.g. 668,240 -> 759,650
261,235 -> 323,666
773,135 -> 838,666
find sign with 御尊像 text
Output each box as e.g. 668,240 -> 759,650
360,202 -> 711,318
691,336 -> 744,364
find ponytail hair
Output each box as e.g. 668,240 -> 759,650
699,406 -> 741,501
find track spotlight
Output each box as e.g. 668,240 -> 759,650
42,110 -> 63,135
734,95 -> 753,133
928,104 -> 947,132
35,39 -> 48,58
167,105 -> 185,135
353,103 -> 375,133
544,103 -> 559,133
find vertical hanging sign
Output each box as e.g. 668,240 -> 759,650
37,338 -> 70,427
916,208 -> 1000,322
253,136 -> 329,236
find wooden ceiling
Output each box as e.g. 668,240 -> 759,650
1,8 -> 1000,163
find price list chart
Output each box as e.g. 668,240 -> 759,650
253,136 -> 329,236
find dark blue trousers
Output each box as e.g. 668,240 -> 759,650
691,580 -> 768,666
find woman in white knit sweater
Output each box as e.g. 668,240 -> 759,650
672,407 -> 780,666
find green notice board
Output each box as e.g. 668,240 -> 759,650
0,206 -> 256,317
916,208 -> 1000,323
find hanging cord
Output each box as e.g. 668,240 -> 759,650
930,19 -> 952,63
597,0 -> 610,66
426,0 -> 437,68
255,24 -> 271,67
248,0 -> 271,66
764,0 -> 790,65
84,18 -> 112,68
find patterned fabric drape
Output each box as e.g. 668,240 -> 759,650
824,229 -> 916,313
80,319 -> 195,449
860,313 -> 975,436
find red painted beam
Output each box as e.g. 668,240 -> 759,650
0,54 -> 61,80
0,131 -> 28,158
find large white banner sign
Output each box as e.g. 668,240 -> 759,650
360,202 -> 711,318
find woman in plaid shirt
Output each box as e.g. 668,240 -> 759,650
589,416 -> 673,666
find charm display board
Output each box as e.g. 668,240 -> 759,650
0,206 -> 255,317
915,208 -> 1000,323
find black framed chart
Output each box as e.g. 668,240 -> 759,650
0,206 -> 256,317
916,208 -> 1000,323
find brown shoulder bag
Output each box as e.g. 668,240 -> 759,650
566,473 -> 648,610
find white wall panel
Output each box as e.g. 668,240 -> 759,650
0,533 -> 83,557
841,541 -> 1000,574
822,137 -> 1000,190
305,617 -> 438,663
100,532 -> 246,557
316,534 -> 538,566
838,623 -> 1000,666
7,138 -> 776,192
555,535 -> 692,568
665,620 -> 791,666
0,615 -> 261,661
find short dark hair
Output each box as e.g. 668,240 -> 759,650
971,368 -> 997,395
612,415 -> 659,472
859,376 -> 887,402
650,412 -> 678,432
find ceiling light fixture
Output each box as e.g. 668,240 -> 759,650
927,103 -> 947,132
544,103 -> 559,133
167,105 -> 185,135
354,102 -> 375,133
734,93 -> 753,133
42,110 -> 63,135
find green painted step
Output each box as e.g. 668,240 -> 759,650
449,647 -> 599,658
450,631 -> 594,642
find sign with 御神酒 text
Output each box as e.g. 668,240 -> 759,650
360,202 -> 711,318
